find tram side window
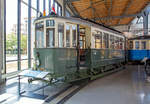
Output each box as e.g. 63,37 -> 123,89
46,28 -> 55,47
129,41 -> 133,49
58,23 -> 64,47
72,25 -> 77,47
114,36 -> 119,49
109,35 -> 114,49
103,33 -> 109,48
119,38 -> 123,49
35,22 -> 44,48
95,32 -> 102,49
135,41 -> 139,49
66,25 -> 70,47
141,41 -> 146,49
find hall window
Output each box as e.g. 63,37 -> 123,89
58,23 -> 64,47
66,25 -> 70,47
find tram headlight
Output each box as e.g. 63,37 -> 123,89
36,59 -> 40,66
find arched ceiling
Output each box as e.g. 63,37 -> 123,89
69,0 -> 150,26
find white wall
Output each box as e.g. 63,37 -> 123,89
0,0 -> 4,83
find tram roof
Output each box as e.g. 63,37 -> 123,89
35,16 -> 123,35
128,35 -> 150,40
70,0 -> 149,26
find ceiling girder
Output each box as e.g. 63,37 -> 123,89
117,0 -> 133,25
65,0 -> 79,16
93,13 -> 142,20
65,0 -> 80,3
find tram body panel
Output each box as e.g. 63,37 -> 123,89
128,36 -> 150,61
34,48 -> 77,77
90,49 -> 125,69
33,16 -> 126,82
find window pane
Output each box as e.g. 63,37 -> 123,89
114,37 -> 119,49
135,41 -> 139,49
129,41 -> 133,49
35,22 -> 44,48
103,33 -> 109,48
46,28 -> 55,47
119,38 -> 123,49
46,20 -> 55,27
40,0 -> 43,13
55,2 -> 58,14
141,41 -> 146,49
6,0 -> 17,73
110,35 -> 114,49
72,25 -> 77,47
66,25 -> 70,47
21,2 -> 28,70
95,32 -> 102,49
58,23 -> 64,47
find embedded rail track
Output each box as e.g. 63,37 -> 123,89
43,66 -> 125,104
44,81 -> 88,104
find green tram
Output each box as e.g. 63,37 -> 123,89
33,16 -> 126,83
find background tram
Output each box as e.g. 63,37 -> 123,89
33,16 -> 126,83
128,35 -> 150,61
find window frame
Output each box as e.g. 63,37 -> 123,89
58,23 -> 64,47
135,41 -> 140,49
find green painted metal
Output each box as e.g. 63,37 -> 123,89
89,49 -> 125,69
34,48 -> 77,78
33,48 -> 125,83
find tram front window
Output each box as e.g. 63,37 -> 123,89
66,25 -> 70,47
35,22 -> 44,48
58,23 -> 64,47
72,25 -> 77,47
46,28 -> 55,47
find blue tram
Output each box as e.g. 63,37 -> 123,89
128,35 -> 150,61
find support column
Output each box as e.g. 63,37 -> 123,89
28,0 -> 31,68
36,0 -> 39,18
0,0 -> 4,83
17,0 -> 21,71
63,0 -> 66,16
143,11 -> 149,35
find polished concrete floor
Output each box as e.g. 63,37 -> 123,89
66,65 -> 150,104
0,65 -> 150,104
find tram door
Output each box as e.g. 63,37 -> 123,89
79,28 -> 86,65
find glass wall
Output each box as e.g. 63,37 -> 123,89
6,0 -> 18,73
4,0 -> 63,74
21,2 -> 28,70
